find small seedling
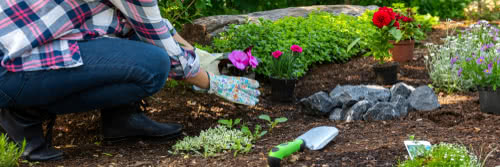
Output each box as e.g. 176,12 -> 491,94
258,114 -> 287,132
218,118 -> 241,129
241,124 -> 267,141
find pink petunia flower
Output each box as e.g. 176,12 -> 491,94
248,55 -> 258,68
228,50 -> 249,70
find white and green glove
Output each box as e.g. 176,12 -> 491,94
193,72 -> 260,106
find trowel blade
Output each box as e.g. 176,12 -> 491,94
296,126 -> 339,150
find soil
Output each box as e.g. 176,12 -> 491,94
26,22 -> 500,167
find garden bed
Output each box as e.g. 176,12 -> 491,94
30,22 -> 500,167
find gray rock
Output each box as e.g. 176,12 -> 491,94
329,108 -> 343,121
300,91 -> 337,116
363,102 -> 400,121
330,85 -> 390,108
390,82 -> 415,100
181,5 -> 378,45
343,100 -> 373,122
408,86 -> 440,111
391,95 -> 409,117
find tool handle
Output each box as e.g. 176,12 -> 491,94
268,139 -> 306,167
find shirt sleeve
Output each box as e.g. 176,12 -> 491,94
107,0 -> 200,79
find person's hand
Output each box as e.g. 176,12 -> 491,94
194,72 -> 260,106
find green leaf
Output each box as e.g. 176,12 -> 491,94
241,125 -> 251,135
389,28 -> 402,41
259,131 -> 268,137
258,114 -> 271,122
234,118 -> 241,126
275,117 -> 288,123
347,37 -> 361,53
218,119 -> 230,126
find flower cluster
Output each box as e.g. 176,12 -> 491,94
366,7 -> 403,64
393,8 -> 425,40
263,45 -> 303,79
228,46 -> 258,70
449,21 -> 500,89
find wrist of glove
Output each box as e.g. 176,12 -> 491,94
192,72 -> 260,106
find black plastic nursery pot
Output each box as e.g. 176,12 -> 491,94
478,87 -> 500,115
372,61 -> 399,85
270,78 -> 297,103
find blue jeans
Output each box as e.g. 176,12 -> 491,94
0,37 -> 170,114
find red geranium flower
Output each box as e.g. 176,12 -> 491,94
373,10 -> 393,28
394,21 -> 400,29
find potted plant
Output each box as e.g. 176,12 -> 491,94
390,7 -> 425,63
455,21 -> 500,115
263,45 -> 303,102
218,46 -> 259,77
366,7 -> 403,84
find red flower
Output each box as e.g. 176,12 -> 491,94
418,24 -> 422,28
290,45 -> 303,53
272,50 -> 282,59
394,21 -> 400,29
401,16 -> 413,22
378,7 -> 396,20
373,10 -> 393,28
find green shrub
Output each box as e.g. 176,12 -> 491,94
0,133 -> 25,167
214,11 -> 376,77
398,143 -> 481,167
353,0 -> 473,19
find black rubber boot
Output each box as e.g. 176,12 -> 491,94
101,101 -> 182,141
0,108 -> 63,161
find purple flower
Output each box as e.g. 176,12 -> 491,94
228,50 -> 249,70
248,55 -> 258,68
466,57 -> 472,62
477,56 -> 485,64
450,56 -> 458,65
458,68 -> 463,77
484,63 -> 493,74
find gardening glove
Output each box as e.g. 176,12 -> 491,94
193,72 -> 260,106
196,48 -> 223,75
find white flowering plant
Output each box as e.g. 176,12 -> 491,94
426,20 -> 499,92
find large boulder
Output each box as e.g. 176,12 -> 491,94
391,95 -> 409,117
343,100 -> 373,122
329,108 -> 343,121
180,5 -> 378,45
300,91 -> 339,116
408,86 -> 440,111
390,82 -> 415,100
363,102 -> 400,121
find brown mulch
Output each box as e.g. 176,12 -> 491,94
27,22 -> 500,167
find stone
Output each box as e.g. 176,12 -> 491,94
329,108 -> 343,121
343,100 -> 372,122
390,82 -> 415,100
408,86 -> 440,111
300,91 -> 338,116
390,95 -> 409,117
180,5 -> 379,45
330,85 -> 390,108
363,102 -> 400,121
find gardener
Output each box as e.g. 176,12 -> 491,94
0,0 -> 260,162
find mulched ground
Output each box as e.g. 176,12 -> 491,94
27,21 -> 500,167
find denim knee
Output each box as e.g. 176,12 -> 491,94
142,45 -> 171,95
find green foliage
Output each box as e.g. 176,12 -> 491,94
171,125 -> 253,157
240,124 -> 267,142
218,118 -> 241,129
262,47 -> 304,79
465,0 -> 500,21
0,134 -> 25,167
158,0 -> 208,30
258,114 -> 287,132
193,43 -> 215,53
353,0 -> 473,19
214,11 -> 376,77
398,143 -> 481,167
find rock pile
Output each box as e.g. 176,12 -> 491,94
300,83 -> 440,121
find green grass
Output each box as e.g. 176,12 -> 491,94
0,133 -> 25,167
398,143 -> 484,167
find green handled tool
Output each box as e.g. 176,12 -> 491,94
268,126 -> 339,167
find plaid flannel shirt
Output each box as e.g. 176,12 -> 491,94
0,0 -> 199,79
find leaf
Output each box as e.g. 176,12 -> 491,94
241,125 -> 251,135
389,28 -> 403,41
347,37 -> 361,53
275,117 -> 288,123
258,114 -> 271,121
259,131 -> 268,137
234,118 -> 241,126
218,119 -> 230,126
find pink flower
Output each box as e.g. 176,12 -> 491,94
248,55 -> 258,68
290,45 -> 303,53
272,50 -> 283,59
228,50 -> 249,70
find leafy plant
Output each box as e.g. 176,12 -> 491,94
364,7 -> 403,64
262,45 -> 304,79
354,0 -> 473,19
398,143 -> 482,167
0,133 -> 25,167
241,124 -> 267,141
258,114 -> 287,132
391,3 -> 426,40
214,11 -> 376,77
218,118 -> 241,129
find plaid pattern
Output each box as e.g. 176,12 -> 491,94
0,0 -> 199,79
